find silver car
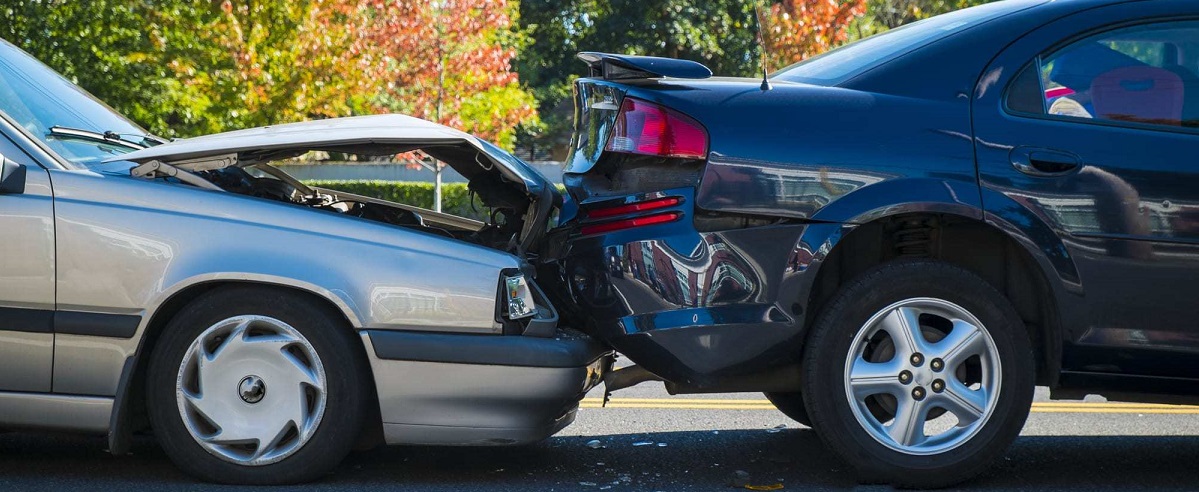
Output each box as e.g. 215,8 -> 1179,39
0,39 -> 609,484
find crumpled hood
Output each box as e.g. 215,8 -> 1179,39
109,114 -> 553,196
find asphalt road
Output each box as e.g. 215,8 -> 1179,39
2,384 -> 1198,491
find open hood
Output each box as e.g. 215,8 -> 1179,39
110,114 -> 554,197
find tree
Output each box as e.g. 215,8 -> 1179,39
151,0 -> 372,136
361,0 -> 538,150
760,0 -> 867,69
355,0 -> 539,211
1,0 -> 196,137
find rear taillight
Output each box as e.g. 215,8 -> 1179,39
605,98 -> 707,159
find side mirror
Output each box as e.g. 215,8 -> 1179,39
0,156 -> 26,194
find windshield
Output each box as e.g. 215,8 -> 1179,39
772,0 -> 1042,86
0,38 -> 152,168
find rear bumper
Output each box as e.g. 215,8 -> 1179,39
544,187 -> 816,387
361,329 -> 611,446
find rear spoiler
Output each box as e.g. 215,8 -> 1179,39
577,52 -> 712,80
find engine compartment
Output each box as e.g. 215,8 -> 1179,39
196,163 -> 531,253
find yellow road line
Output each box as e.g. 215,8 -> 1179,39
578,398 -> 1199,414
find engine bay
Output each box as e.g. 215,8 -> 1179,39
195,164 -> 531,252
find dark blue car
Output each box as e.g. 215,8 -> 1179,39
544,0 -> 1199,486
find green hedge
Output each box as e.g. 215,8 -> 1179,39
305,180 -> 489,221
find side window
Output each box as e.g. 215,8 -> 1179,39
1008,20 -> 1199,130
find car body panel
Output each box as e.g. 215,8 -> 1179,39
0,35 -> 611,452
44,167 -> 525,395
111,114 -> 554,197
553,0 -> 1199,398
0,165 -> 55,392
363,330 -> 607,445
972,0 -> 1199,382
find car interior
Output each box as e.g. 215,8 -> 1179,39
1043,22 -> 1199,128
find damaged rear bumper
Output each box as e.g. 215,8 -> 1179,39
360,328 -> 612,446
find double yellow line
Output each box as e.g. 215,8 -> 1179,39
579,398 -> 1199,414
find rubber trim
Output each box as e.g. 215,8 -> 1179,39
54,311 -> 141,338
367,329 -> 610,368
0,306 -> 53,333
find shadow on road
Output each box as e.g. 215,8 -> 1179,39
0,429 -> 1195,490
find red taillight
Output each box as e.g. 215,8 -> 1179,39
605,98 -> 707,159
580,212 -> 682,236
585,196 -> 681,219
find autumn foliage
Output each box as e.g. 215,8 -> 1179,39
761,0 -> 868,68
359,0 -> 537,148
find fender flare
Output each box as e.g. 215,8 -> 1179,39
107,273 -> 363,455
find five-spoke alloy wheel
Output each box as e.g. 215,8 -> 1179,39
148,286 -> 369,485
801,260 -> 1034,488
843,298 -> 1000,455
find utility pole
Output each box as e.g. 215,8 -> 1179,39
431,1 -> 446,213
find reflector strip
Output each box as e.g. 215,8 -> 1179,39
580,212 -> 682,235
585,197 -> 681,219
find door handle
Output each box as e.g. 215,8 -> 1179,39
1010,147 -> 1081,177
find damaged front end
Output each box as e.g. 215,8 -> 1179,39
113,114 -> 559,260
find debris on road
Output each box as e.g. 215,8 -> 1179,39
765,424 -> 787,434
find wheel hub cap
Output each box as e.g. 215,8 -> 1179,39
843,298 -> 1001,455
238,375 -> 266,404
175,315 -> 327,466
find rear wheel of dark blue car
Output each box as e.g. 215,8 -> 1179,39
801,260 -> 1034,488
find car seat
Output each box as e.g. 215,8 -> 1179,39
1091,66 -> 1185,125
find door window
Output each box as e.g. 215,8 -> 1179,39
1007,20 -> 1199,130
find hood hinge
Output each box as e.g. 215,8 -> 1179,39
130,160 -> 224,192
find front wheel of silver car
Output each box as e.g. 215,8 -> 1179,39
147,286 -> 369,485
801,260 -> 1034,489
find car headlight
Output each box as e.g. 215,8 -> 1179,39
504,273 -> 537,320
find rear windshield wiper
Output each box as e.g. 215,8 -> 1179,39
47,126 -> 165,150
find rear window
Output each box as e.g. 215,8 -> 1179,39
771,0 -> 1040,86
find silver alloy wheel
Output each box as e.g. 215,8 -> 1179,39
843,298 -> 1001,456
175,315 -> 327,466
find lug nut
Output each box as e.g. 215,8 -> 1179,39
910,353 -> 924,366
932,379 -> 945,393
912,386 -> 926,401
898,370 -> 912,385
930,358 -> 944,372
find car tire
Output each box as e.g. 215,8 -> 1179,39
146,285 -> 369,484
801,259 -> 1034,488
763,392 -> 811,427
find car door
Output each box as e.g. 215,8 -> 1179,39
0,127 -> 55,392
973,0 -> 1199,382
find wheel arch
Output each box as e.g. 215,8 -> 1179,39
108,278 -> 381,456
797,209 -> 1069,388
